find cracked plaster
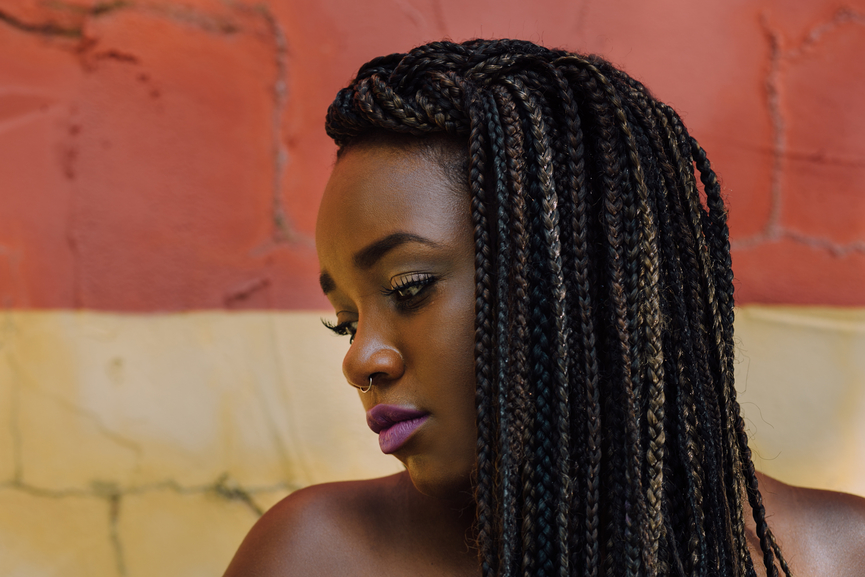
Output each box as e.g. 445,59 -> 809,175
1,312 -> 398,491
0,0 -> 323,311
2,1 -> 862,307
0,310 -> 400,576
1,1 -> 865,575
119,489 -> 259,577
0,489 -> 116,577
732,9 -> 865,255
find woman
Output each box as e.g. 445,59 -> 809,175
225,39 -> 865,577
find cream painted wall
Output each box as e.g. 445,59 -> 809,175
734,306 -> 865,495
0,307 -> 862,576
0,311 -> 401,577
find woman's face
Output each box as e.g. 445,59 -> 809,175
315,141 -> 477,500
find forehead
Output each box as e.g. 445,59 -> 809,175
315,143 -> 470,269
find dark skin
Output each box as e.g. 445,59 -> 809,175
223,142 -> 865,577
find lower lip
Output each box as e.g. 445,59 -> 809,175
378,415 -> 429,454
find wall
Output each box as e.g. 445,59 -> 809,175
0,0 -> 863,575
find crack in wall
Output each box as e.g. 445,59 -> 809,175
0,8 -> 82,37
50,1 -> 130,17
0,1 -> 128,38
91,481 -> 128,577
52,393 -> 144,458
140,3 -> 241,34
763,17 -> 783,239
6,347 -> 144,462
267,9 -> 292,243
0,474 -> 296,576
257,6 -> 312,247
5,1 -> 315,315
108,491 -> 126,577
0,1 -> 245,39
731,9 -> 865,257
786,7 -> 865,59
1,476 -> 296,500
212,473 -> 265,517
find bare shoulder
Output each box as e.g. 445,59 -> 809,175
756,472 -> 865,577
223,474 -> 402,577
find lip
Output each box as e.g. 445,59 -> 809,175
366,404 -> 430,454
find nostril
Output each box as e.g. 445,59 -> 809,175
342,338 -> 405,390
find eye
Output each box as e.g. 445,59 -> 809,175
381,272 -> 437,310
321,318 -> 358,344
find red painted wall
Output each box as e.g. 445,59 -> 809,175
1,0 -> 863,310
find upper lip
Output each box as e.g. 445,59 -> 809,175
366,404 -> 429,434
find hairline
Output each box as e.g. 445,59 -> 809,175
337,129 -> 469,199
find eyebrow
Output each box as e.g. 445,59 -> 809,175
319,272 -> 336,295
354,232 -> 440,270
318,232 -> 441,295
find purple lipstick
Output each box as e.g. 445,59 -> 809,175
366,405 -> 430,454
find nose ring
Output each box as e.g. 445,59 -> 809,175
359,376 -> 373,394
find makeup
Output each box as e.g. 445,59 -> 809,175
366,404 -> 430,454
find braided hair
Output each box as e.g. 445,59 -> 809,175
325,39 -> 790,577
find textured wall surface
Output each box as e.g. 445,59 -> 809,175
1,0 -> 864,575
0,309 -> 863,576
1,0 -> 863,309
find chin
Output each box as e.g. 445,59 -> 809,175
402,455 -> 476,502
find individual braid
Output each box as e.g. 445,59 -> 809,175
324,39 -> 793,577
468,85 -> 499,577
492,83 -> 530,577
484,89 -> 512,577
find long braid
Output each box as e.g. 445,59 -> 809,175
493,84 -> 530,577
467,86 -> 498,577
485,89 -> 513,577
324,39 -> 791,577
518,80 -> 556,577
542,62 -> 603,577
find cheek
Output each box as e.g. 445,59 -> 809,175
427,281 -> 477,421
430,279 -> 475,376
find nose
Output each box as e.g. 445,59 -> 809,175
342,319 -> 405,390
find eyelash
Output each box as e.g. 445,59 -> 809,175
381,272 -> 437,310
321,318 -> 358,344
321,273 -> 438,343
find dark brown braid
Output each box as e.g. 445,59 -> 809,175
325,38 -> 791,577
